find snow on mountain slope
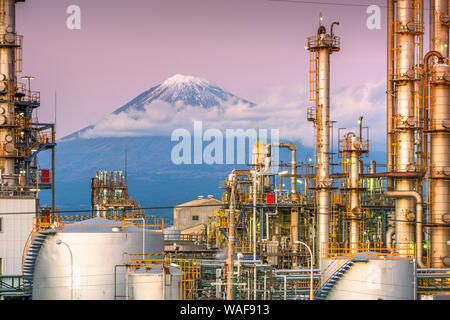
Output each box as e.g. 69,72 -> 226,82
61,74 -> 256,141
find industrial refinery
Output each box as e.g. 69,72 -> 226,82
0,0 -> 449,302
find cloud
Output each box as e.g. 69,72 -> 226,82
79,80 -> 387,151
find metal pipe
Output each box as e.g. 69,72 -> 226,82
56,239 -> 74,300
307,23 -> 339,261
0,0 -> 18,187
252,171 -> 257,261
266,142 -> 298,195
266,142 -> 299,259
342,131 -> 364,251
424,51 -> 444,170
226,172 -> 237,300
429,61 -> 450,268
386,227 -> 395,248
295,241 -> 314,300
392,0 -> 419,257
430,0 -> 449,59
385,191 -> 425,268
387,0 -> 395,190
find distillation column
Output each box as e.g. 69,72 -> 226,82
347,134 -> 362,251
307,23 -> 340,260
392,0 -> 420,256
0,0 -> 21,188
428,0 -> 450,269
430,0 -> 449,60
429,62 -> 450,268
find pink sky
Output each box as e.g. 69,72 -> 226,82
15,0 -> 426,138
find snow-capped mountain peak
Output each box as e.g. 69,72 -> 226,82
160,74 -> 211,88
110,74 -> 255,115
61,74 -> 255,141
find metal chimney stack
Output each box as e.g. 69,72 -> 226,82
307,21 -> 340,260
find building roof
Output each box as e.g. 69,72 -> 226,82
180,224 -> 204,234
176,197 -> 222,208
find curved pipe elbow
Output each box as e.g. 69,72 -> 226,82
385,191 -> 426,268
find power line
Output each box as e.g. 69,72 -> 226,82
267,0 -> 380,7
266,0 -> 432,10
0,204 -> 449,228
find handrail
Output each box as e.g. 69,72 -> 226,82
21,225 -> 37,276
314,259 -> 349,298
33,215 -> 164,234
321,243 -> 415,260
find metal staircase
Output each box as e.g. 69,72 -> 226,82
22,232 -> 50,297
314,260 -> 354,300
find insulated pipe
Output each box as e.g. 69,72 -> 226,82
226,173 -> 237,300
387,0 -> 395,190
385,191 -> 426,268
266,142 -> 298,196
291,207 -> 299,267
386,227 -> 395,248
423,51 -> 444,170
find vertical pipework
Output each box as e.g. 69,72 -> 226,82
226,172 -> 237,300
393,0 -> 419,256
291,207 -> 299,267
387,0 -> 395,189
307,22 -> 340,260
0,0 -> 18,187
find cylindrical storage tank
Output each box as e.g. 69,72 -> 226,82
32,218 -> 164,300
321,258 -> 415,300
128,267 -> 182,300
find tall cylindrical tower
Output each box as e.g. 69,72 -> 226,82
0,0 -> 21,187
429,62 -> 450,267
307,22 -> 340,260
430,0 -> 449,60
392,0 -> 421,256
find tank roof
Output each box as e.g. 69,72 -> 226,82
62,217 -> 142,232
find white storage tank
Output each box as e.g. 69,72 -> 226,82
321,257 -> 415,300
31,217 -> 164,300
127,266 -> 182,300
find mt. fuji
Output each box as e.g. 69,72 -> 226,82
42,75 -> 266,223
40,75 -> 383,224
113,74 -> 255,113
61,74 -> 256,141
